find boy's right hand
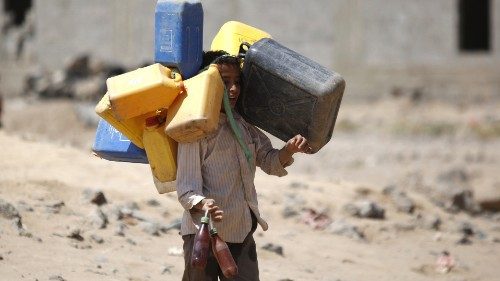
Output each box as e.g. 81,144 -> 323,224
195,198 -> 224,222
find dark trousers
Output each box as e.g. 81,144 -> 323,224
182,213 -> 259,281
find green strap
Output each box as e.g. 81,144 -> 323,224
223,88 -> 253,166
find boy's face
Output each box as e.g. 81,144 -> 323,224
217,63 -> 241,109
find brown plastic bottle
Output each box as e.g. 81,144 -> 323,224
210,227 -> 238,278
190,215 -> 210,270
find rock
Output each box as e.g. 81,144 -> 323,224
457,221 -> 475,236
167,246 -> 184,256
328,220 -> 365,240
70,243 -> 92,250
45,201 -> 65,214
282,193 -> 306,219
384,187 -> 415,214
72,76 -> 104,101
343,203 -> 361,217
456,235 -> 473,245
124,201 -> 140,211
431,168 -> 480,214
90,234 -> 104,244
161,265 -> 173,274
160,218 -> 182,233
282,206 -> 299,218
145,199 -> 161,207
289,181 -> 309,189
0,200 -> 27,234
140,222 -> 161,236
449,189 -> 480,214
65,54 -> 91,78
38,71 -> 72,99
474,182 -> 500,212
114,223 -> 126,236
67,228 -> 84,241
414,214 -> 442,231
126,238 -> 137,246
14,217 -> 31,237
89,208 -> 108,229
0,199 -> 21,220
427,183 -> 480,214
344,200 -> 385,219
16,201 -> 34,212
82,189 -> 107,206
129,210 -> 151,222
262,243 -> 284,256
393,222 -> 416,232
49,275 -> 66,281
108,205 -> 124,221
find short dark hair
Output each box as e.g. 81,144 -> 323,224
200,50 -> 241,70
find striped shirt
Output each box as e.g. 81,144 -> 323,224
176,112 -> 288,243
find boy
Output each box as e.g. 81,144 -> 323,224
176,51 -> 311,281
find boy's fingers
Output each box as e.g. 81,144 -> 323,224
297,137 -> 307,149
212,210 -> 223,220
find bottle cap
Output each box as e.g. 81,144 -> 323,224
200,216 -> 209,224
210,227 -> 218,236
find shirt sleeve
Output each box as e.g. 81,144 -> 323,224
247,125 -> 288,177
176,141 -> 205,210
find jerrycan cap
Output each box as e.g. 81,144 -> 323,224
209,227 -> 218,236
200,216 -> 209,224
145,116 -> 160,127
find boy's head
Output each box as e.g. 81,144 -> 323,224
201,50 -> 242,109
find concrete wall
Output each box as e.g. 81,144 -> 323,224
1,0 -> 499,101
332,0 -> 500,101
35,0 -> 156,69
33,0 -> 337,71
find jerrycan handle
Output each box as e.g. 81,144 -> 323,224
237,42 -> 251,59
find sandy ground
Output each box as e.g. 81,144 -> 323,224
0,97 -> 499,281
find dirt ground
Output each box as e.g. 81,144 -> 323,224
0,96 -> 499,281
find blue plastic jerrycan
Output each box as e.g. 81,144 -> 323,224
92,119 -> 148,164
154,0 -> 203,79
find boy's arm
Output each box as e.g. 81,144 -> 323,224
250,124 -> 311,174
176,141 -> 224,221
176,141 -> 205,210
278,134 -> 311,165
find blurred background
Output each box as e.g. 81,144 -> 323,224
1,0 -> 499,184
1,0 -> 499,101
0,0 -> 500,208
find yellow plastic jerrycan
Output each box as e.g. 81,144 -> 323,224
210,21 -> 272,56
165,64 -> 224,143
107,63 -> 184,120
95,92 -> 162,148
143,116 -> 178,193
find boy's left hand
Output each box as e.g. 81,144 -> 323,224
285,134 -> 312,154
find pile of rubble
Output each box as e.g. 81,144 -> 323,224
23,55 -> 131,102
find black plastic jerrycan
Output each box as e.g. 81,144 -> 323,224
237,38 -> 345,153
